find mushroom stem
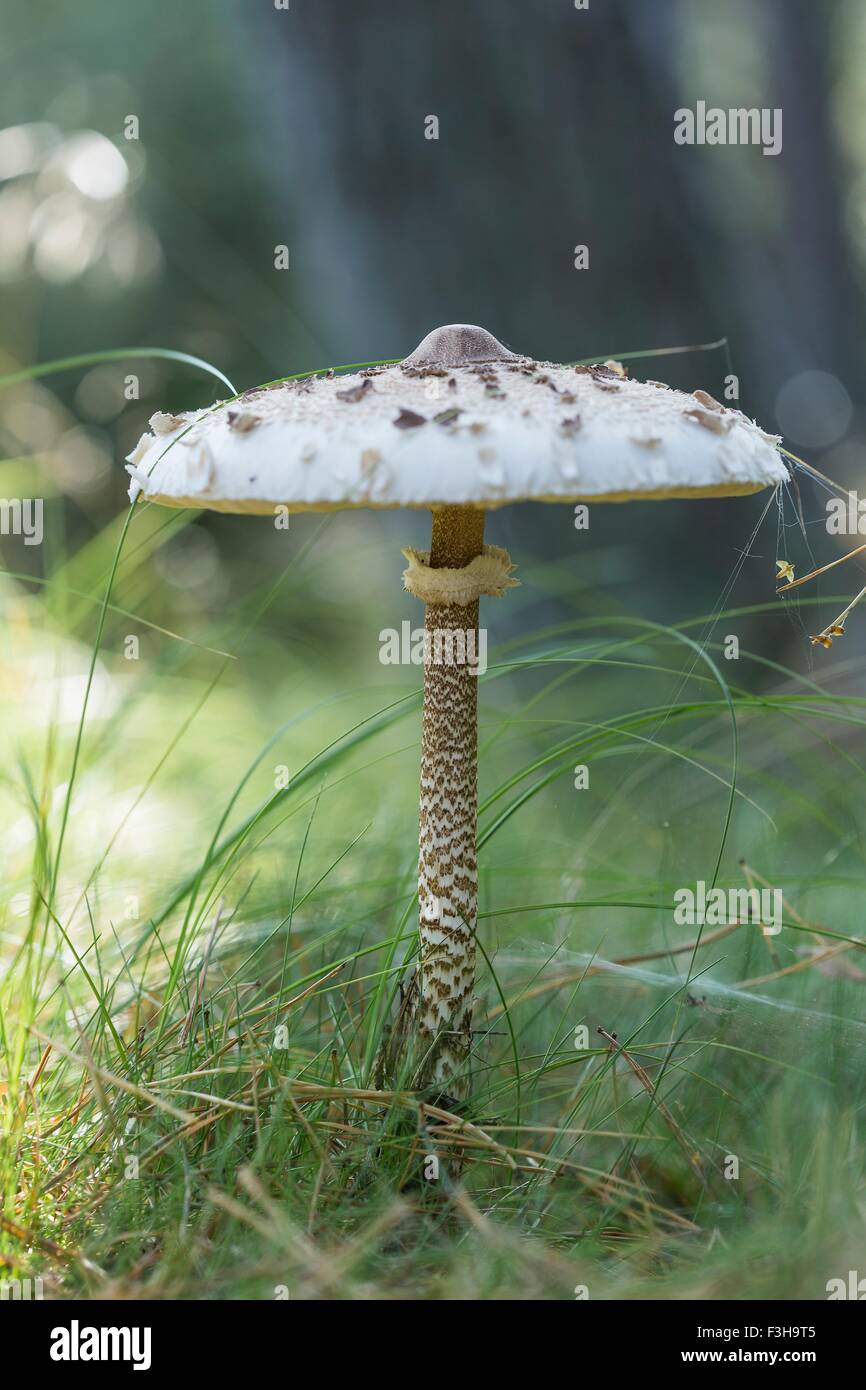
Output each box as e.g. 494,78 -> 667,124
414,504 -> 486,1091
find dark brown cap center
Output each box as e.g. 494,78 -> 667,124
403,323 -> 521,369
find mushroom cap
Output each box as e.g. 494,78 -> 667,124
126,324 -> 787,513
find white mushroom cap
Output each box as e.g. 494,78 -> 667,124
126,325 -> 787,513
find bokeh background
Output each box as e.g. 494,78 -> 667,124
2,0 -> 866,1301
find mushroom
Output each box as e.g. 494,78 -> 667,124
126,324 -> 787,1093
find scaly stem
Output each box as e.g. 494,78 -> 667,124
414,505 -> 485,1092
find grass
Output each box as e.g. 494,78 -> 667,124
1,354 -> 865,1301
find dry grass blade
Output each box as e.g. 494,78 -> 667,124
598,1027 -> 704,1182
30,1028 -> 194,1124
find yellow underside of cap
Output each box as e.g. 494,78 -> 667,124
138,480 -> 773,514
